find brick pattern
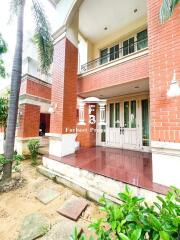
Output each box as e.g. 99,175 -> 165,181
17,104 -> 40,138
78,54 -> 149,94
20,75 -> 51,100
50,38 -> 78,134
147,0 -> 180,142
76,104 -> 96,147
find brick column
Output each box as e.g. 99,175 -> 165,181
147,0 -> 180,187
48,36 -> 78,157
17,104 -> 40,138
16,103 -> 40,154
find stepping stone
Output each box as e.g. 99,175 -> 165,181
18,213 -> 50,240
35,188 -> 60,204
42,219 -> 82,240
57,195 -> 88,221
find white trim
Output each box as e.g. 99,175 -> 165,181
19,95 -> 51,114
16,137 -> 41,142
151,141 -> 180,157
53,30 -> 66,45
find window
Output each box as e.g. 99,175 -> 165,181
101,125 -> 106,142
115,103 -> 120,128
137,29 -> 148,50
110,44 -> 119,61
142,99 -> 149,146
109,103 -> 114,128
131,100 -> 136,128
100,48 -> 108,65
123,37 -> 135,56
124,101 -> 129,128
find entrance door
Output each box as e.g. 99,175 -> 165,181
97,97 -> 150,152
122,100 -> 139,150
106,102 -> 123,148
106,99 -> 139,150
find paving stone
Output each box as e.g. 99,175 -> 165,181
18,213 -> 50,240
42,219 -> 82,240
35,188 -> 60,204
57,195 -> 88,221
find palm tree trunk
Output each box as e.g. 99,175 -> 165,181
1,0 -> 25,182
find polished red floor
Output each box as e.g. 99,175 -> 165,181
48,147 -> 168,195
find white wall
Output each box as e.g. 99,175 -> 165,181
78,34 -> 88,71
0,133 -> 4,154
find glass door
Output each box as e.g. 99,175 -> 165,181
141,99 -> 150,150
106,102 -> 123,148
122,100 -> 139,150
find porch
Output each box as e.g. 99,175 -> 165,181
44,147 -> 168,196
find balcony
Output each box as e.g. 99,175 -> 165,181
22,57 -> 52,84
80,38 -> 148,74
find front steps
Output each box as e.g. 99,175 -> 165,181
37,156 -> 165,204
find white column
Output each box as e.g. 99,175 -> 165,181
78,102 -> 86,125
98,102 -> 106,125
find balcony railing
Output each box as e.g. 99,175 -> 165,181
81,38 -> 148,73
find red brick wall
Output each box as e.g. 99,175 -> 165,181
17,104 -> 40,138
78,54 -> 149,94
50,38 -> 78,134
147,0 -> 180,142
76,104 -> 96,147
20,75 -> 51,100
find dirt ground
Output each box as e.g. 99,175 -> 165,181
0,160 -> 103,240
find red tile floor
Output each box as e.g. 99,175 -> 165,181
49,147 -> 169,195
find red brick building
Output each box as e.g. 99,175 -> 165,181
12,0 -> 180,190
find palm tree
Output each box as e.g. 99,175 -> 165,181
1,0 -> 53,182
160,0 -> 179,22
0,34 -> 7,78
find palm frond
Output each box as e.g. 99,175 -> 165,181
9,0 -> 24,21
31,0 -> 53,74
160,0 -> 179,23
0,34 -> 7,78
0,34 -> 7,55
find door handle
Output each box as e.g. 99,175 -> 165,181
120,127 -> 122,134
122,128 -> 124,135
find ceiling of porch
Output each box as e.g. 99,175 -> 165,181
79,0 -> 147,43
79,78 -> 149,99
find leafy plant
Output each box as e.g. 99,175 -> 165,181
160,0 -> 180,22
71,186 -> 180,240
28,139 -> 40,166
0,92 -> 9,139
0,153 -> 24,174
0,34 -> 7,78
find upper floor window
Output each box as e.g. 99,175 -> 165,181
137,29 -> 148,50
123,37 -> 135,56
100,48 -> 108,65
110,44 -> 119,61
99,29 -> 148,67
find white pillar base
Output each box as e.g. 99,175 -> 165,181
15,137 -> 41,155
152,141 -> 180,188
47,133 -> 77,157
0,133 -> 4,154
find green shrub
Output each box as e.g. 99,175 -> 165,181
28,139 -> 40,166
0,153 -> 24,173
71,186 -> 180,240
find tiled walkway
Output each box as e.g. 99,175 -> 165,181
49,147 -> 168,195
